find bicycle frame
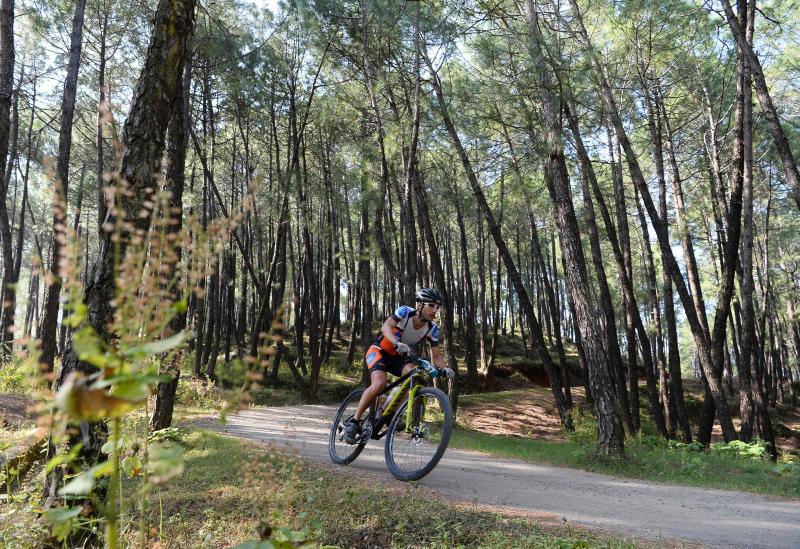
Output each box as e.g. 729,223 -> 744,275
368,356 -> 439,439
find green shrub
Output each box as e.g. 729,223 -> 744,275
176,376 -> 223,409
772,458 -> 800,476
0,356 -> 39,393
710,439 -> 769,460
565,408 -> 597,447
667,439 -> 705,452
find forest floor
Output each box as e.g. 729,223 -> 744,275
0,393 -> 42,453
2,345 -> 799,547
197,401 -> 800,549
455,375 -> 800,454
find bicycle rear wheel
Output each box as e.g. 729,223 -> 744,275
329,388 -> 368,465
384,387 -> 453,481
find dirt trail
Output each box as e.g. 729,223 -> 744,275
197,405 -> 800,549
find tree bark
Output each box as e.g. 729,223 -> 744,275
151,54 -> 193,431
0,0 -> 14,360
454,194 -> 478,390
424,49 -> 572,427
718,0 -> 800,212
38,0 -> 87,373
564,104 -> 636,436
522,0 -> 622,455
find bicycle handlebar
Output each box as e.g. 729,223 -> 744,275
405,355 -> 448,379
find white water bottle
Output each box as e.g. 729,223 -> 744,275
382,386 -> 401,412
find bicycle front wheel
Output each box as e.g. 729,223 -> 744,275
384,387 -> 453,481
329,388 -> 368,465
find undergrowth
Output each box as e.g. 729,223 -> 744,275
451,410 -> 800,499
132,430 -> 636,548
0,357 -> 39,394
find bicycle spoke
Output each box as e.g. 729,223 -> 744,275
329,388 -> 369,465
385,388 -> 453,481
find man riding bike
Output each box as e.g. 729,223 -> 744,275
343,288 -> 454,444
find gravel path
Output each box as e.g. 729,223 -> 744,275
197,405 -> 800,549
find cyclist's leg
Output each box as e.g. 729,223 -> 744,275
354,346 -> 389,421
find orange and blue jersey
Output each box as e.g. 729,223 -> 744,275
365,305 -> 440,375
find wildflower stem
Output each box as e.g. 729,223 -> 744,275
140,402 -> 149,548
106,416 -> 120,549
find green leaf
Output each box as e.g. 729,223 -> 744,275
63,303 -> 88,327
122,454 -> 142,478
56,374 -> 144,421
44,505 -> 83,523
46,443 -> 84,473
146,440 -> 184,484
138,331 -> 190,355
172,298 -> 188,314
109,379 -> 153,402
101,435 -> 131,455
58,461 -> 113,496
44,506 -> 83,541
72,327 -> 109,368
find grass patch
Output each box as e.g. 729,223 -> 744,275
450,426 -> 800,499
0,477 -> 49,548
0,358 -> 39,394
133,430 -> 638,548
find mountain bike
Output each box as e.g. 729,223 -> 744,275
328,356 -> 454,481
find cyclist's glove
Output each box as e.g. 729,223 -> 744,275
394,341 -> 411,355
441,367 -> 456,380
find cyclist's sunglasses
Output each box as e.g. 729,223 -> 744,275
422,301 -> 441,309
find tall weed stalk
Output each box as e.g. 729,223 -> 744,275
32,108 -> 264,547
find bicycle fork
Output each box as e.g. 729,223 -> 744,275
405,384 -> 421,433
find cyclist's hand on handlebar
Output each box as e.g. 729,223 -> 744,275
394,341 -> 411,355
440,367 -> 455,380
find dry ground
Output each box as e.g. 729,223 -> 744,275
460,371 -> 800,453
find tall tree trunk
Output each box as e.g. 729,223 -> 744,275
0,0 -> 14,360
96,0 -> 109,231
0,58 -> 19,355
454,195 -> 477,390
476,206 -> 489,384
488,176 -> 504,374
718,0 -> 800,212
424,49 -> 572,427
151,54 -> 192,431
640,77 -> 675,438
522,0 -> 623,455
752,194 -> 777,457
39,0 -> 86,373
564,104 -> 636,436
58,168 -> 85,355
46,0 -> 196,510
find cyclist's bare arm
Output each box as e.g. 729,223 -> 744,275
382,316 -> 399,344
430,345 -> 446,370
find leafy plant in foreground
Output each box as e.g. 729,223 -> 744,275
37,151 -> 260,546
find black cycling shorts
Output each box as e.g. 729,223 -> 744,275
364,345 -> 409,377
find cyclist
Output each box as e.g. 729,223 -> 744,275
343,288 -> 454,444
